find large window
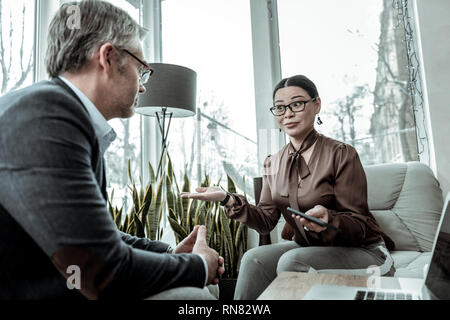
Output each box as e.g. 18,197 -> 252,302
104,0 -> 142,213
277,0 -> 419,165
161,0 -> 257,197
0,0 -> 35,96
105,0 -> 423,213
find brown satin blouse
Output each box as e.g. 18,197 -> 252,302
225,133 -> 395,250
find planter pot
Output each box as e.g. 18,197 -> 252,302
219,278 -> 237,300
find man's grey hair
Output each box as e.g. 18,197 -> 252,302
45,0 -> 147,78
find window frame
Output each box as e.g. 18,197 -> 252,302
34,0 -> 432,181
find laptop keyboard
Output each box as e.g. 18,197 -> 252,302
354,290 -> 413,300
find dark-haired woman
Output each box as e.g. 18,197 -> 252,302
181,75 -> 395,300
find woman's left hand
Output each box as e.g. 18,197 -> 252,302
291,205 -> 330,233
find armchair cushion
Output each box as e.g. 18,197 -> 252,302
365,162 -> 443,252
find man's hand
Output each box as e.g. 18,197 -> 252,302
173,225 -> 200,254
291,205 -> 330,233
192,225 -> 225,285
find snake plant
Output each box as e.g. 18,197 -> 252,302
108,160 -> 164,240
108,154 -> 248,279
166,163 -> 248,279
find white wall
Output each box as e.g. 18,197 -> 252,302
414,0 -> 450,198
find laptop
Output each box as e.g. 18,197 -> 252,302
302,192 -> 450,300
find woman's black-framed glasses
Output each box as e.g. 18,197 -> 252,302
269,97 -> 317,116
123,49 -> 154,84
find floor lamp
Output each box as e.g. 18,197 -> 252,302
135,63 -> 197,180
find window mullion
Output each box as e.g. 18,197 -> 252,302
250,0 -> 285,174
141,0 -> 163,186
34,0 -> 60,82
249,0 -> 285,249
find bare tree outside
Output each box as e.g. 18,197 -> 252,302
105,117 -> 141,214
161,0 -> 258,202
167,89 -> 257,197
331,84 -> 370,145
370,0 -> 418,163
0,0 -> 34,96
187,90 -> 230,182
277,0 -> 419,166
169,90 -> 231,185
318,1 -> 418,165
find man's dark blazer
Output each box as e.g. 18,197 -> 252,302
0,78 -> 205,299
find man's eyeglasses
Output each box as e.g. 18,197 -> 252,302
269,97 -> 317,116
123,49 -> 154,84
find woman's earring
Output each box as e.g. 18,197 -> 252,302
279,128 -> 282,133
316,116 -> 323,125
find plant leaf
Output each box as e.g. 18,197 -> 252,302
148,179 -> 163,240
140,184 -> 152,234
133,213 -> 145,238
220,208 -> 234,268
127,160 -> 134,185
235,222 -> 246,248
227,174 -> 237,194
122,215 -> 129,233
168,212 -> 188,243
148,161 -> 156,186
115,206 -> 123,227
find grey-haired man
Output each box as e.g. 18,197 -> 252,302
0,0 -> 223,300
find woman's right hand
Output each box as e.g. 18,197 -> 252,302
180,186 -> 229,203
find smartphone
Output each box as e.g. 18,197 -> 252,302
287,207 -> 341,233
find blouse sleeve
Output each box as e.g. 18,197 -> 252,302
224,155 -> 281,235
312,144 -> 382,246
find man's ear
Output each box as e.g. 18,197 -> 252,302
97,43 -> 115,74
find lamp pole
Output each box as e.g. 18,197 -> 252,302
155,107 -> 173,180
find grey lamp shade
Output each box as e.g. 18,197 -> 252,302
136,63 -> 197,117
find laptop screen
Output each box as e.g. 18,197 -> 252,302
425,194 -> 450,300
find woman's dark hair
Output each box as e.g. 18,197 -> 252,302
272,75 -> 319,100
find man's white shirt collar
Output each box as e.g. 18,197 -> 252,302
58,76 -> 116,154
